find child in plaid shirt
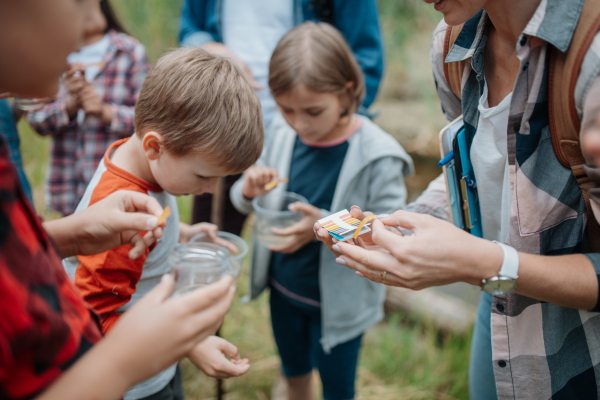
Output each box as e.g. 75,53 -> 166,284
27,0 -> 150,215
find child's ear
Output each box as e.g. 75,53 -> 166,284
142,132 -> 164,161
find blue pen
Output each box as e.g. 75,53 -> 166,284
438,151 -> 454,167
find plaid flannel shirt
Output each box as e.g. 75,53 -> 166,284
27,30 -> 150,215
409,1 -> 600,398
0,137 -> 102,399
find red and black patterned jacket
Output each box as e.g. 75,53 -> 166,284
0,137 -> 102,399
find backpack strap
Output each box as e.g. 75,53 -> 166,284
443,3 -> 600,251
549,0 -> 600,252
443,23 -> 465,100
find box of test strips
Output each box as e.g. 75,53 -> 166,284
317,209 -> 372,241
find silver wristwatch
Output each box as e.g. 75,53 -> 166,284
481,241 -> 519,295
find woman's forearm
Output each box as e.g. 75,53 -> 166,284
512,253 -> 597,310
462,236 -> 598,310
35,336 -> 131,400
43,215 -> 81,258
459,237 -> 597,310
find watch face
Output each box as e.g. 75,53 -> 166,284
483,277 -> 516,295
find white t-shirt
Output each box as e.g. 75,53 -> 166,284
222,0 -> 294,131
470,82 -> 513,242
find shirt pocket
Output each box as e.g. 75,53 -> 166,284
514,162 -> 580,236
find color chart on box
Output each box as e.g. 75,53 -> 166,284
317,209 -> 371,241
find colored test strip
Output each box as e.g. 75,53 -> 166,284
157,206 -> 171,226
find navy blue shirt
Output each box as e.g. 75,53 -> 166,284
270,136 -> 349,306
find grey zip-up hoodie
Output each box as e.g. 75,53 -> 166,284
231,114 -> 414,352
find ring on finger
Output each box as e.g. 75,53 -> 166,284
381,271 -> 387,281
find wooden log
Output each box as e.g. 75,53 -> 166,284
384,284 -> 478,334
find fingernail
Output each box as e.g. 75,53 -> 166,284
332,237 -> 339,243
351,205 -> 359,209
377,214 -> 390,220
335,257 -> 346,265
147,217 -> 158,228
356,271 -> 365,277
332,244 -> 341,253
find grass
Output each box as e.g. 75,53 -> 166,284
16,1 -> 471,398
111,0 -> 183,62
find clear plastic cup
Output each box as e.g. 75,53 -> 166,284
168,243 -> 232,296
13,97 -> 51,111
252,191 -> 308,247
190,231 -> 248,278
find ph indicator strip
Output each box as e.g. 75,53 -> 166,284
317,209 -> 371,241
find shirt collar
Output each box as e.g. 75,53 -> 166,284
445,0 -> 585,63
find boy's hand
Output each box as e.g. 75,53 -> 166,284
179,221 -> 218,243
269,202 -> 322,254
77,82 -> 112,124
178,222 -> 238,254
187,336 -> 250,379
241,165 -> 279,200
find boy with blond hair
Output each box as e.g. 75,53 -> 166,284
63,47 -> 263,400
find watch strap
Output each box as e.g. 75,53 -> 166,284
493,241 -> 519,279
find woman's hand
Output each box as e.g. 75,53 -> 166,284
36,274 -> 236,400
314,206 -> 390,256
187,336 -> 250,379
333,210 -> 502,289
178,222 -> 238,254
101,274 -> 235,391
241,165 -> 279,200
44,190 -> 165,259
269,202 -> 322,254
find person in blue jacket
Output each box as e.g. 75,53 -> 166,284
0,98 -> 33,204
179,0 -> 385,239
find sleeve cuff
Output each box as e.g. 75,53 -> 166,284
181,31 -> 216,48
229,181 -> 254,215
584,253 -> 600,312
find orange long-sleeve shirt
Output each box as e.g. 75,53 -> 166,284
64,138 -> 178,333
